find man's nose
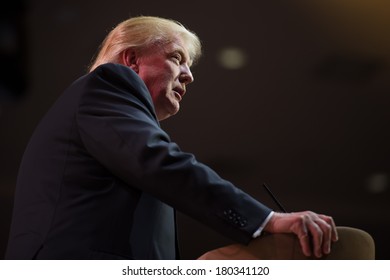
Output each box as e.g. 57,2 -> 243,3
179,64 -> 194,85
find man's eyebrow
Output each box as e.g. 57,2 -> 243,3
175,48 -> 193,66
171,48 -> 185,57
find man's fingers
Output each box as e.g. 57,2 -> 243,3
295,213 -> 322,258
317,214 -> 339,252
305,213 -> 339,257
306,218 -> 323,258
319,214 -> 338,242
298,232 -> 312,257
268,211 -> 338,258
296,219 -> 311,257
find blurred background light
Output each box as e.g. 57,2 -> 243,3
217,47 -> 247,70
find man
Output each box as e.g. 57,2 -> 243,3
6,16 -> 337,260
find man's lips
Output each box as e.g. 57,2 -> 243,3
173,88 -> 185,101
173,91 -> 182,101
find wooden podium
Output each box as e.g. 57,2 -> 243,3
198,226 -> 375,260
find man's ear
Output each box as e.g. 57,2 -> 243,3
121,48 -> 139,73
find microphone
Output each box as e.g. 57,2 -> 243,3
262,183 -> 287,213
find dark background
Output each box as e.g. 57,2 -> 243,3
1,0 -> 389,259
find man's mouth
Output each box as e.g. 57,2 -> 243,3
173,91 -> 182,101
173,87 -> 185,101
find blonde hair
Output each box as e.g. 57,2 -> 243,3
88,16 -> 202,72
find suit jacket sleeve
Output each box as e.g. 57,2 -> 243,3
76,63 -> 273,244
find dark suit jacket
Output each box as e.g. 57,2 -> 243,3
5,63 -> 272,259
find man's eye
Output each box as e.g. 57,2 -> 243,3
172,54 -> 181,62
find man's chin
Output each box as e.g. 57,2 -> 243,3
157,109 -> 179,121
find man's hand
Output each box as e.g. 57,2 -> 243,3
264,211 -> 338,258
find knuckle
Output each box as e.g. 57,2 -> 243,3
299,214 -> 307,224
323,221 -> 332,230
